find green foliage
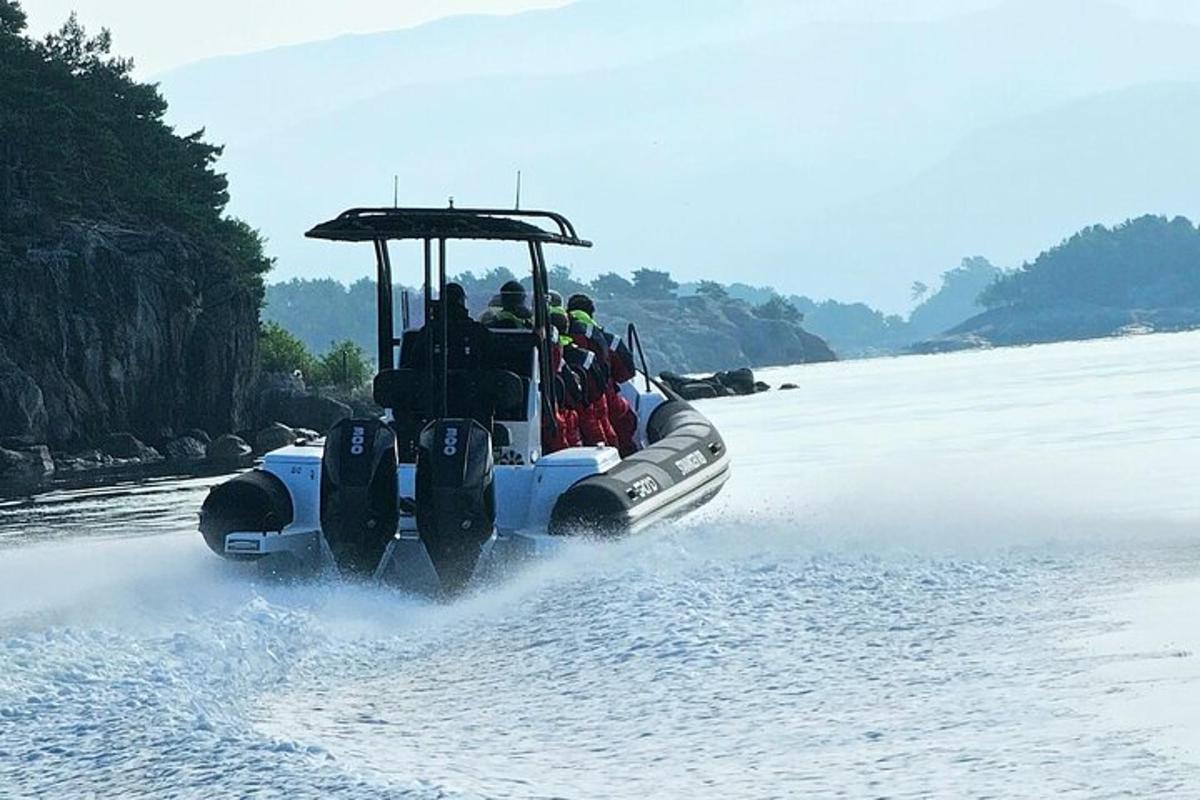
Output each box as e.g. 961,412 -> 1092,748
547,264 -> 592,298
631,268 -> 678,299
0,1 -> 26,36
753,294 -> 803,323
260,321 -> 316,376
908,256 -> 1000,337
695,280 -> 729,301
591,272 -> 635,298
0,7 -> 270,293
260,321 -> 369,389
979,216 -> 1200,309
312,340 -> 370,390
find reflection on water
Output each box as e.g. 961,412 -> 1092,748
0,474 -> 226,549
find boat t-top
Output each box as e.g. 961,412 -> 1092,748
199,206 -> 730,594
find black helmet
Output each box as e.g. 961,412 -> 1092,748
444,282 -> 467,308
567,293 -> 595,316
500,280 -> 527,311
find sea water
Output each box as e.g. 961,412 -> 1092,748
2,331 -> 1199,798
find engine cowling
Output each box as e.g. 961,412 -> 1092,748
415,418 -> 496,593
320,418 -> 399,574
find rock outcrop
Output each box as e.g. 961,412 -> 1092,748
0,221 -> 261,451
909,303 -> 1200,354
0,445 -> 55,482
207,434 -> 252,461
602,296 -> 837,374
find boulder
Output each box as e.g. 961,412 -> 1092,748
206,434 -> 252,461
0,361 -> 48,443
53,449 -> 107,473
184,428 -> 212,445
0,445 -> 55,481
258,389 -> 351,433
779,383 -> 799,391
102,432 -> 161,461
255,422 -> 299,454
162,436 -> 207,462
660,368 -> 769,401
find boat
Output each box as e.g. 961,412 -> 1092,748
198,206 -> 730,594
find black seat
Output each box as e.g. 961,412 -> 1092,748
374,366 -> 523,460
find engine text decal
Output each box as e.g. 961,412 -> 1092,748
675,451 -> 708,476
628,475 -> 661,501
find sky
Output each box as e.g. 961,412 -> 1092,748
24,0 -> 570,75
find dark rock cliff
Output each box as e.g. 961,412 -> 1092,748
0,220 -> 260,449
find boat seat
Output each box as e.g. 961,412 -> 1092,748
374,367 -> 522,419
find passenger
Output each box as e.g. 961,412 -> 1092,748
487,280 -> 534,330
567,293 -> 639,457
478,293 -> 502,326
439,282 -> 471,322
550,305 -> 612,449
402,282 -> 484,371
542,307 -> 586,453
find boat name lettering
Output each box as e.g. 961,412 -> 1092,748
443,426 -> 459,457
675,451 -> 708,476
350,426 -> 367,456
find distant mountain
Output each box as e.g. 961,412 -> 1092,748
158,0 -> 1200,309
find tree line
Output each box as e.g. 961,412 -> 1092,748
0,1 -> 271,292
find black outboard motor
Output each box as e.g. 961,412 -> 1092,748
199,471 -> 294,558
320,418 -> 399,574
415,419 -> 496,593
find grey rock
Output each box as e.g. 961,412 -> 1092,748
1,221 -> 260,451
0,446 -> 55,481
258,389 -> 351,433
0,361 -> 48,443
163,436 -> 207,462
779,383 -> 799,391
184,428 -> 212,445
256,422 -> 299,454
102,432 -> 160,460
207,434 -> 252,461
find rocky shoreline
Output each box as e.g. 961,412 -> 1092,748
0,371 -> 370,495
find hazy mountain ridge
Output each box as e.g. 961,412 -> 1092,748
158,0 -> 1200,309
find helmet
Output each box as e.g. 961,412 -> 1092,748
500,280 -> 527,311
567,293 -> 595,316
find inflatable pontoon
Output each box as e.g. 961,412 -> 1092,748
199,207 -> 730,594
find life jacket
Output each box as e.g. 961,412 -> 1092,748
489,308 -> 533,330
567,310 -> 610,383
600,329 -> 635,384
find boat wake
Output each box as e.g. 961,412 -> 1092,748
3,334 -> 1200,797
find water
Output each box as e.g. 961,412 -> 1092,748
3,332 -> 1200,798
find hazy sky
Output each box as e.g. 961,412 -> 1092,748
25,0 -> 570,75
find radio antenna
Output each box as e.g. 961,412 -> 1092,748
514,170 -> 522,210
392,175 -> 398,208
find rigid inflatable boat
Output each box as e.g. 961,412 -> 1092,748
199,206 -> 730,594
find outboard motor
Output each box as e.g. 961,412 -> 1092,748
415,419 -> 496,593
320,418 -> 399,574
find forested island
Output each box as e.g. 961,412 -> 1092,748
0,4 -> 269,480
913,215 -> 1200,352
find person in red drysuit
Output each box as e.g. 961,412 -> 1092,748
566,294 -> 639,456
